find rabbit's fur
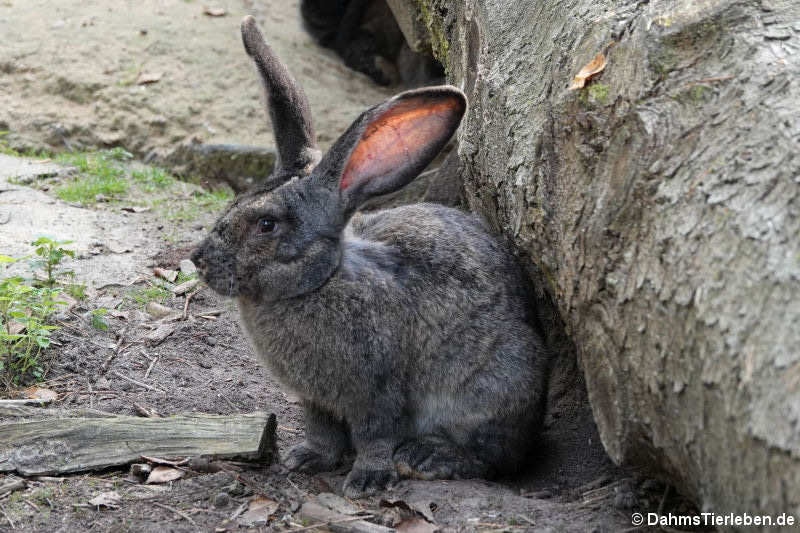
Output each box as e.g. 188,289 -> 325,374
192,16 -> 550,498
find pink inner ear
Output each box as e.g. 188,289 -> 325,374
340,97 -> 460,190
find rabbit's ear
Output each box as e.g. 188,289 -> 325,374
241,16 -> 321,176
314,86 -> 466,213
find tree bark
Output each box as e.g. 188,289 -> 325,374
412,0 -> 800,525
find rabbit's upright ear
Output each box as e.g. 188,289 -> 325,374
241,16 -> 321,177
313,86 -> 466,214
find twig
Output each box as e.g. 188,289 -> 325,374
183,289 -> 200,320
101,326 -> 129,374
144,357 -> 158,379
682,75 -> 734,88
287,514 -> 375,532
152,502 -> 197,526
518,514 -> 535,526
23,499 -> 39,511
110,370 -> 165,393
0,503 -> 14,529
229,501 -> 248,521
218,393 -> 238,411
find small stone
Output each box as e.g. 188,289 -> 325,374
179,259 -> 197,275
213,492 -> 231,508
205,336 -> 217,346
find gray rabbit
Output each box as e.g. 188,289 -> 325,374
192,16 -> 551,498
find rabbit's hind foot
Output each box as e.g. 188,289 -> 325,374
394,436 -> 491,481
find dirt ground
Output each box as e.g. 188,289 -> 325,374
0,1 -> 703,532
0,0 -> 392,158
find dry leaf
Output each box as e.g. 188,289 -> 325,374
23,386 -> 58,402
136,72 -> 162,85
238,496 -> 279,527
568,51 -> 607,90
145,301 -> 176,318
317,493 -> 365,516
397,518 -> 439,533
89,491 -> 121,508
8,320 -> 25,335
145,322 -> 177,346
146,465 -> 184,484
203,6 -> 226,16
380,499 -> 436,523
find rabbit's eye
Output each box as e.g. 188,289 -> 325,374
257,218 -> 277,233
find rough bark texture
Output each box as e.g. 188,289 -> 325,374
412,0 -> 800,525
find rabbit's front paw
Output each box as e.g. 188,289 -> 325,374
284,442 -> 338,474
343,465 -> 398,498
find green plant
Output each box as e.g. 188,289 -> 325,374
126,284 -> 172,308
30,237 -> 75,287
166,188 -> 234,222
132,166 -> 176,191
64,282 -> 87,300
54,150 -> 131,205
0,275 -> 63,383
90,308 -> 109,331
175,271 -> 197,284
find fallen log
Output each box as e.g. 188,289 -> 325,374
0,411 -> 276,476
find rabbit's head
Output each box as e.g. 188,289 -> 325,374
192,16 -> 465,301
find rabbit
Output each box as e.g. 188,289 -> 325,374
192,16 -> 551,498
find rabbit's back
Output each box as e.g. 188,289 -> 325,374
348,203 -> 531,321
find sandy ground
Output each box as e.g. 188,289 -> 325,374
0,0 -> 392,158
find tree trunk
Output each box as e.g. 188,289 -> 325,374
412,0 -> 800,525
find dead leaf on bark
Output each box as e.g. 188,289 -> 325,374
568,51 -> 607,90
136,72 -> 162,85
203,6 -> 227,17
238,496 -> 279,527
22,386 -> 58,402
145,465 -> 184,484
89,491 -> 121,508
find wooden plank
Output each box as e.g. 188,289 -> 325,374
0,405 -> 116,418
0,412 -> 272,476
